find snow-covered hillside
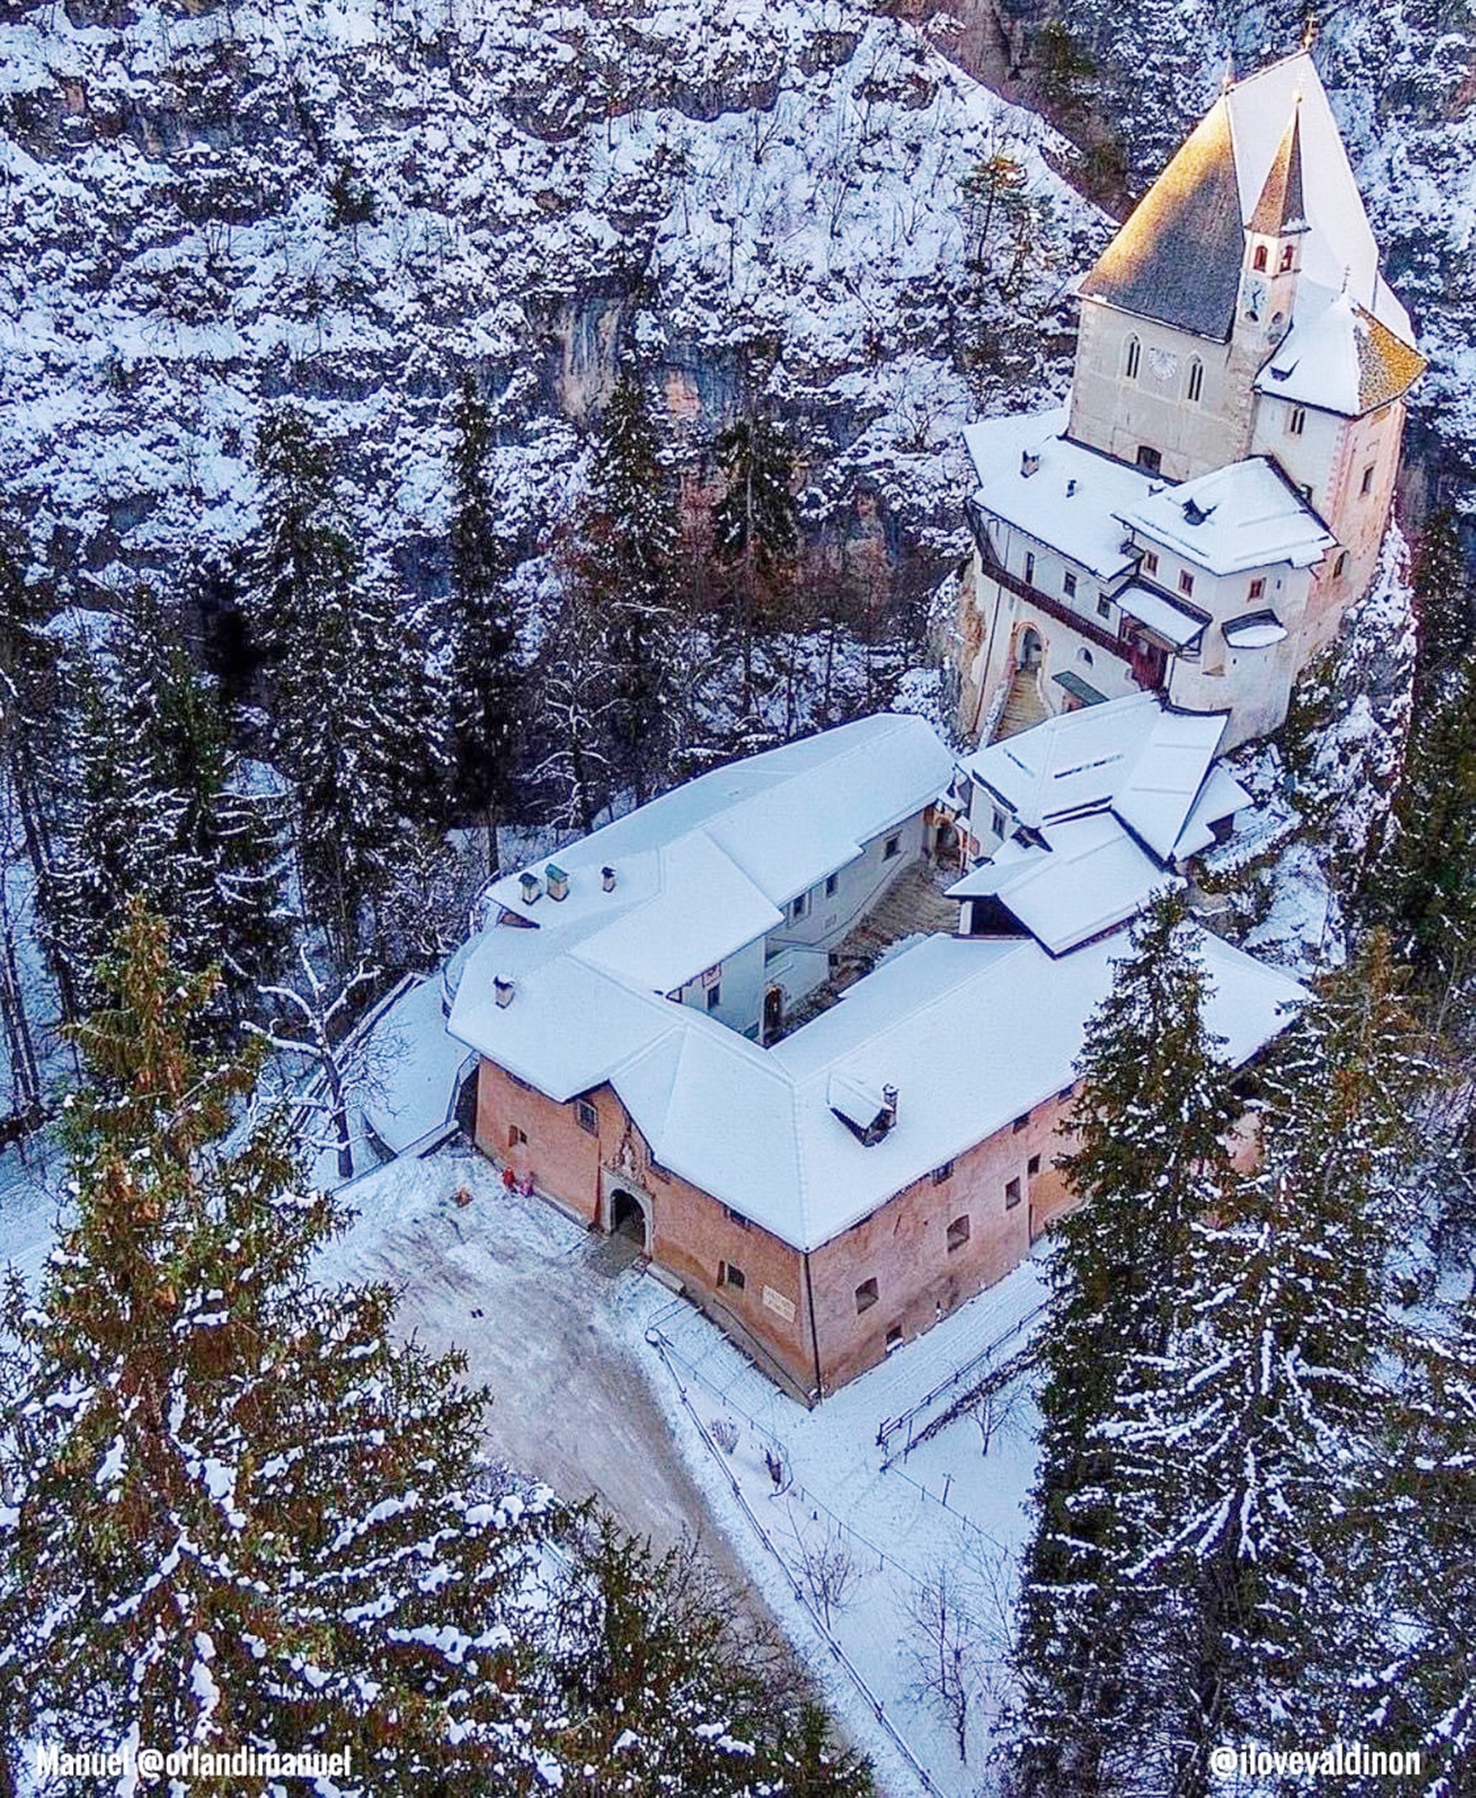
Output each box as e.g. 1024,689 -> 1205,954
0,0 -> 1099,603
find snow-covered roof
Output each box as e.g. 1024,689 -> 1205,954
445,713 -> 1297,1250
1079,51 -> 1405,344
584,928 -> 1302,1248
959,692 -> 1230,860
948,813 -> 1174,955
1121,457 -> 1336,575
1223,610 -> 1289,649
1171,763 -> 1254,860
1254,284 -> 1426,417
962,407 -> 1157,580
1117,582 -> 1208,648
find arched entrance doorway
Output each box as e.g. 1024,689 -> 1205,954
1017,625 -> 1043,669
762,985 -> 784,1043
609,1188 -> 648,1248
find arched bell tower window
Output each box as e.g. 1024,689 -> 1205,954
1279,244 -> 1294,272
1186,358 -> 1204,403
1124,336 -> 1141,380
1253,244 -> 1269,271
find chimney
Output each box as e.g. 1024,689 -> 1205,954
1020,450 -> 1040,479
881,1084 -> 898,1127
1066,478 -> 1077,497
601,865 -> 617,893
519,870 -> 543,905
546,863 -> 569,902
494,977 -> 515,1008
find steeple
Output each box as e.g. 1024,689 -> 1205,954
1248,101 -> 1307,239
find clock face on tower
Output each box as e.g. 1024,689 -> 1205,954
1242,276 -> 1268,320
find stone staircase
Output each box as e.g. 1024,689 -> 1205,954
994,668 -> 1048,741
772,861 -> 960,1039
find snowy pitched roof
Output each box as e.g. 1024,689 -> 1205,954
1121,457 -> 1336,575
445,714 -> 1298,1250
1080,51 -> 1406,343
1078,94 -> 1245,340
948,814 -> 1174,955
608,928 -> 1302,1248
1253,285 -> 1426,417
952,695 -> 1240,948
958,693 -> 1231,859
962,407 -> 1158,579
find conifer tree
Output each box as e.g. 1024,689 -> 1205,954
40,601 -> 286,1030
1376,1302 -> 1476,1794
0,514 -> 59,1093
713,413 -> 798,692
1105,932 -> 1428,1789
250,406 -> 446,965
541,1516 -> 872,1794
535,528 -> 619,835
0,900 -> 551,1785
587,371 -> 682,803
1374,642 -> 1476,996
1412,505 -> 1472,694
447,371 -> 521,870
1012,890 -> 1238,1794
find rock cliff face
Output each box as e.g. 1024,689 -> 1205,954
0,0 -> 1099,610
3,1 -> 1469,615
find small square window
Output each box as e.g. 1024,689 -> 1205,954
991,809 -> 1005,836
1143,551 -> 1159,575
1178,569 -> 1195,596
1005,1177 -> 1022,1209
932,1160 -> 955,1186
509,1125 -> 527,1148
575,1099 -> 598,1136
825,873 -> 839,897
946,1215 -> 970,1252
1028,1154 -> 1041,1176
1012,1111 -> 1031,1133
1096,596 -> 1112,619
1249,577 -> 1266,601
1063,571 -> 1077,598
721,1261 -> 746,1291
706,984 -> 722,1011
1361,464 -> 1375,495
791,891 -> 809,921
883,834 -> 902,860
855,1278 -> 878,1315
885,1325 -> 905,1351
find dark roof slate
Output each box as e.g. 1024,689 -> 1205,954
1249,107 -> 1307,236
1079,98 -> 1245,342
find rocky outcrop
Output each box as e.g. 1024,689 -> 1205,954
0,0 -> 1098,612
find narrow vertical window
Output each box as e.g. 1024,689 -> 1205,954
1187,358 -> 1204,404
1124,336 -> 1141,380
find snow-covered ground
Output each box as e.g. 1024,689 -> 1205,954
309,1125 -> 1047,1797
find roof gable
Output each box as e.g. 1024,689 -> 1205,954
1078,97 -> 1245,341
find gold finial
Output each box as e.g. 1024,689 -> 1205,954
1302,13 -> 1317,48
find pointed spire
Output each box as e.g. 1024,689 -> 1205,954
1249,101 -> 1307,237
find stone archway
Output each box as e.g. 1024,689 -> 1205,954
1017,624 -> 1043,669
609,1187 -> 649,1249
